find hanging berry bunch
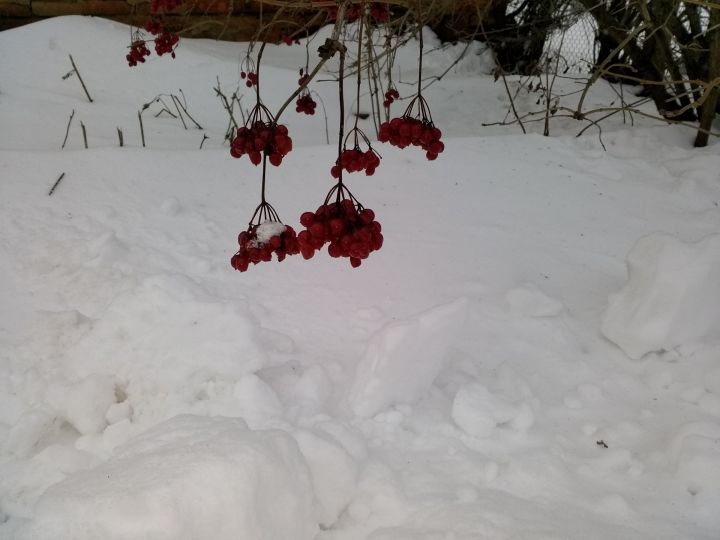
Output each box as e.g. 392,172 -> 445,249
231,202 -> 301,272
239,55 -> 258,88
378,13 -> 444,160
297,185 -> 383,268
126,39 -> 151,66
332,127 -> 381,177
296,91 -> 317,115
230,104 -> 293,166
125,0 -> 181,66
378,95 -> 444,160
383,87 -> 400,108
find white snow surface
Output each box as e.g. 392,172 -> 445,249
602,233 -> 720,359
1,15 -> 720,540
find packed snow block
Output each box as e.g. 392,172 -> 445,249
294,428 -> 359,527
348,298 -> 468,418
451,383 -> 534,438
65,274 -> 267,396
602,233 -> 720,359
19,415 -> 318,540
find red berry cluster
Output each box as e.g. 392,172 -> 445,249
331,147 -> 380,177
298,69 -> 310,86
150,0 -> 182,13
231,223 -> 300,272
154,31 -> 179,57
240,71 -> 258,88
296,93 -> 317,115
230,122 -> 293,166
297,200 -> 383,268
383,88 -> 400,108
379,117 -> 444,160
126,40 -> 151,67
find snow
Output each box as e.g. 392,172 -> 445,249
602,233 -> 720,359
1,15 -> 720,540
15,415 -> 318,540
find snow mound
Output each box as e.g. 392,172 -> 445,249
602,233 -> 720,359
18,415 -> 318,540
348,298 -> 468,417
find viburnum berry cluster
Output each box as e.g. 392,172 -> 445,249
297,186 -> 383,268
296,92 -> 317,115
332,128 -> 381,177
126,40 -> 151,66
230,202 -> 300,272
383,87 -> 400,108
240,55 -> 258,87
379,95 -> 444,160
153,29 -> 179,57
230,117 -> 292,166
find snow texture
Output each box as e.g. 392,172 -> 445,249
1,16 -> 720,540
602,233 -> 720,359
348,298 -> 468,417
16,415 -> 318,540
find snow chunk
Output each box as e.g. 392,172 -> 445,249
451,383 -> 534,438
294,428 -> 359,527
251,221 -> 287,246
602,233 -> 720,359
19,415 -> 318,540
348,298 -> 468,418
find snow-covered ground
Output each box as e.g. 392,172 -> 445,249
2,16 -> 720,540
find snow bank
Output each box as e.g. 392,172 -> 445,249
18,415 -> 318,540
602,233 -> 720,359
348,298 -> 468,417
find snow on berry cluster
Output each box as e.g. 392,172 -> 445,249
296,93 -> 317,115
331,147 -> 380,177
231,221 -> 300,272
297,199 -> 383,268
126,40 -> 151,66
383,87 -> 400,108
231,121 -> 292,166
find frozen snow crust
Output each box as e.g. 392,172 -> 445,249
2,16 -> 720,540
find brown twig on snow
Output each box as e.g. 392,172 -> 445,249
48,172 -> 66,196
67,54 -> 93,103
61,109 -> 75,149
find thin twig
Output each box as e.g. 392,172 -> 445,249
61,109 -> 75,149
138,111 -> 146,147
48,172 -> 66,196
68,54 -> 93,103
80,121 -> 88,149
199,134 -> 209,149
117,128 -> 124,147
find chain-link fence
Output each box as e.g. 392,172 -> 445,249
545,13 -> 599,74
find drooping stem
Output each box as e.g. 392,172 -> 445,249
416,0 -> 423,97
353,7 -> 365,135
337,46 -> 347,193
